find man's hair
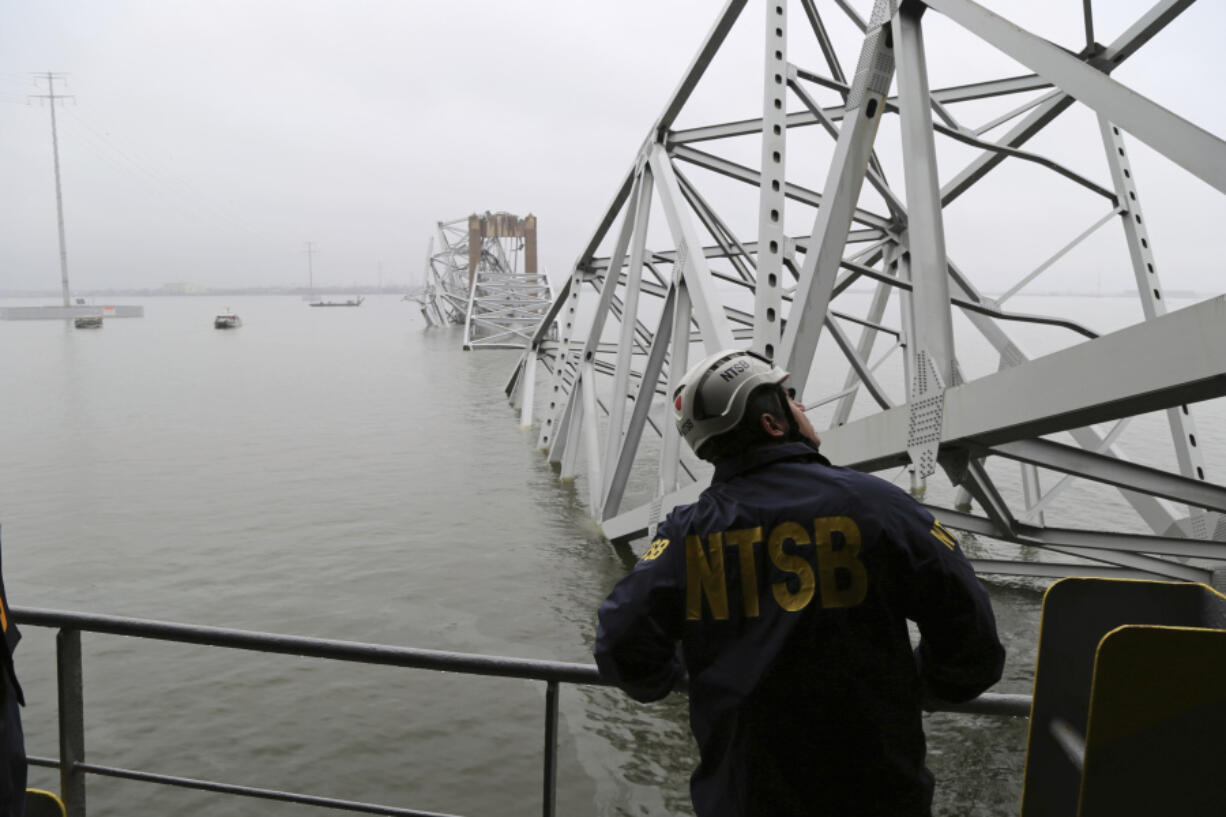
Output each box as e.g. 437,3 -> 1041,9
695,383 -> 788,463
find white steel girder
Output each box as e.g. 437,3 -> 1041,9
421,213 -> 554,350
504,0 -> 1226,583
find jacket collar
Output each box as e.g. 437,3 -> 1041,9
711,441 -> 830,484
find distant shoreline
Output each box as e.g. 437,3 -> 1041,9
0,286 -> 424,298
0,287 -> 1208,300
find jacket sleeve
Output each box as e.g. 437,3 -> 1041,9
883,488 -> 1006,703
593,530 -> 686,703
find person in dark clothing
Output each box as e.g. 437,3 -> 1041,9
0,528 -> 26,817
594,349 -> 1005,817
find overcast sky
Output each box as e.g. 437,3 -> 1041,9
2,1 -> 1222,295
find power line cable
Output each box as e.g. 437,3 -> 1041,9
60,104 -> 271,241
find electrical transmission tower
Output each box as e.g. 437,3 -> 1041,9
29,72 -> 75,307
506,0 -> 1226,585
304,242 -> 318,298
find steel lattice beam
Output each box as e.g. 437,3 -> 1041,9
505,0 -> 1226,583
420,213 -> 554,350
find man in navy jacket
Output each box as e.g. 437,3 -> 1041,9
595,349 -> 1004,817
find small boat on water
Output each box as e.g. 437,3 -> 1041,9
73,315 -> 103,329
309,296 -> 364,307
214,313 -> 242,329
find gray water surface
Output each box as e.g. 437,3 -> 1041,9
1,294 -> 1217,816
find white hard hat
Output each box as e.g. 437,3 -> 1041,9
673,349 -> 789,454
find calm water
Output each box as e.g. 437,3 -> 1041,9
0,294 -> 1219,816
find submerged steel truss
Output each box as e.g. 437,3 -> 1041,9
418,212 -> 554,350
506,0 -> 1226,583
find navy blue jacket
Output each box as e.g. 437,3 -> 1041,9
595,443 -> 1005,817
0,528 -> 24,817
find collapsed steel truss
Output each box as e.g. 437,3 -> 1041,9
506,0 -> 1226,582
418,213 -> 554,350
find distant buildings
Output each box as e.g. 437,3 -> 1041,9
160,281 -> 208,294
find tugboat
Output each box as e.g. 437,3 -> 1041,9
213,313 -> 242,329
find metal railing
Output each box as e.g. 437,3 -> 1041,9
12,606 -> 1032,817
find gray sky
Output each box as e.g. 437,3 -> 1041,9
2,1 -> 1223,295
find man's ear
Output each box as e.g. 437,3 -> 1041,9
759,412 -> 788,439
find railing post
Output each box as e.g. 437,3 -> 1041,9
56,628 -> 86,817
542,680 -> 559,817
